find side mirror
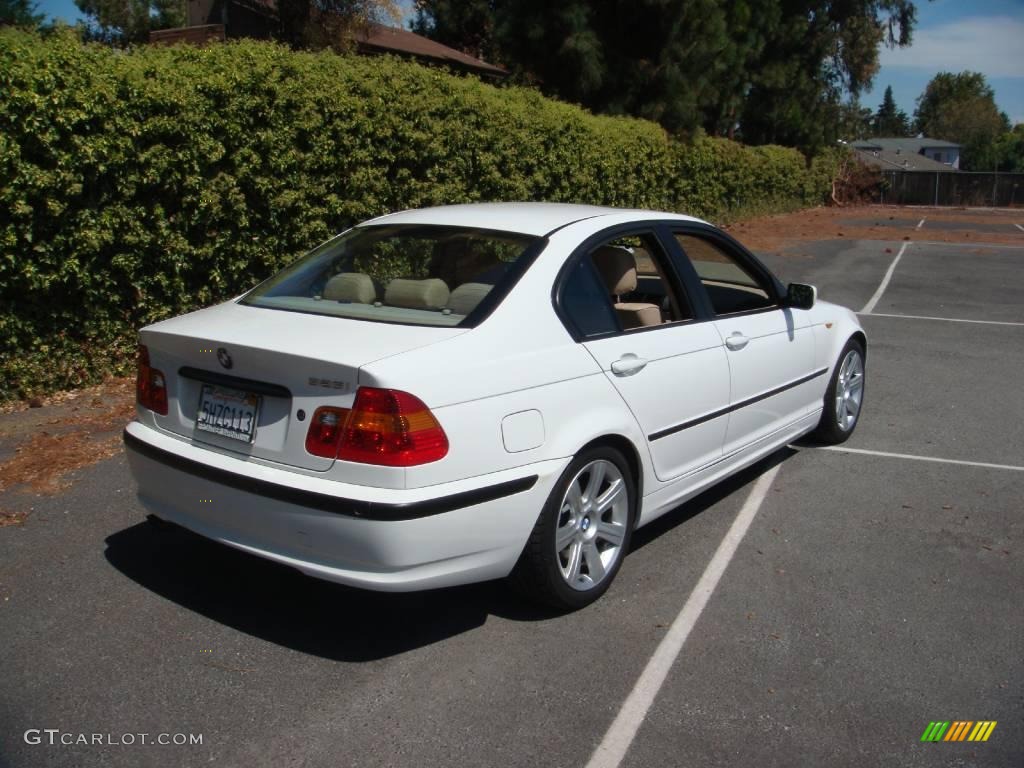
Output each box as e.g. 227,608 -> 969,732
785,282 -> 817,310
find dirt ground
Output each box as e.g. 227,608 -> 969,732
723,203 -> 1024,252
1,204 -> 1021,521
0,379 -> 134,524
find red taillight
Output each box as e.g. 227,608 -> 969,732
303,388 -> 448,466
304,406 -> 350,458
136,344 -> 168,415
332,387 -> 448,466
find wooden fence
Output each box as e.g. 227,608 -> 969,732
879,171 -> 1024,207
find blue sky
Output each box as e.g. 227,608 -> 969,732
865,0 -> 1024,127
34,0 -> 81,26
34,0 -> 1024,125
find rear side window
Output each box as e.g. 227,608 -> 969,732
559,231 -> 693,339
241,225 -> 540,327
560,257 -> 620,338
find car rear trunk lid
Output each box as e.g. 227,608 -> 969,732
139,300 -> 466,473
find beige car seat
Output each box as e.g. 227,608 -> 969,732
384,278 -> 451,310
323,273 -> 377,304
446,282 -> 493,316
590,246 -> 661,329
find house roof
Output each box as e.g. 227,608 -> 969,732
853,148 -> 958,172
355,25 -> 507,77
195,3 -> 508,78
851,137 -> 961,152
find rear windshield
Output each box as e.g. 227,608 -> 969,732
240,225 -> 542,327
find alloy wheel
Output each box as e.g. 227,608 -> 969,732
554,459 -> 630,591
835,349 -> 865,431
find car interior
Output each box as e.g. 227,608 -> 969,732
316,272 -> 492,322
587,235 -> 692,330
250,226 -> 777,327
321,231 -> 531,318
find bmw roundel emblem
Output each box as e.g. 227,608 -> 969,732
217,347 -> 233,369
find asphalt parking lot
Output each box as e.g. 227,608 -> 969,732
1,210 -> 1022,767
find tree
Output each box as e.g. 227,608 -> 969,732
74,0 -> 398,47
995,123 -> 1024,173
838,99 -> 875,141
738,0 -> 917,152
412,0 -> 498,61
277,0 -> 401,52
415,1 -> 920,150
74,0 -> 185,42
872,85 -> 911,136
484,0 -> 741,135
0,0 -> 44,28
914,72 -> 1011,170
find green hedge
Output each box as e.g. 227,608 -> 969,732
0,29 -> 838,400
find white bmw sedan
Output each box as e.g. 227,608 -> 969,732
125,203 -> 865,609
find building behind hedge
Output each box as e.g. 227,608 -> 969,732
151,1 -> 507,80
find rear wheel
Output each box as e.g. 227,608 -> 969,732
511,446 -> 635,610
813,338 -> 865,444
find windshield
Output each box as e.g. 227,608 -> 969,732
240,225 -> 542,327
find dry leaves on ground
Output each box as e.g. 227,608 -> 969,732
0,378 -> 135,508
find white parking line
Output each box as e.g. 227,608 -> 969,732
585,464 -> 781,768
1015,224 -> 1024,233
860,242 -> 907,314
916,218 -> 926,230
858,312 -> 1024,327
913,241 -> 1022,251
817,446 -> 1024,472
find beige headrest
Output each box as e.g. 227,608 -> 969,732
323,273 -> 377,304
446,283 -> 493,316
592,246 -> 637,295
385,278 -> 450,310
632,247 -> 657,276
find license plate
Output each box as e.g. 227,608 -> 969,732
195,384 -> 260,443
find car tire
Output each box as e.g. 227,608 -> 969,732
510,445 -> 636,611
813,337 -> 866,445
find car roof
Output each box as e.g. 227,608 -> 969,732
361,202 -> 706,237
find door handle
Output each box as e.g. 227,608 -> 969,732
725,332 -> 749,351
610,354 -> 648,377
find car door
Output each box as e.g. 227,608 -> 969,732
556,228 -> 731,482
670,229 -> 818,455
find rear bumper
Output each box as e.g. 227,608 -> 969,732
123,421 -> 567,591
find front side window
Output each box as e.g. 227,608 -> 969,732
241,225 -> 540,327
674,233 -> 775,315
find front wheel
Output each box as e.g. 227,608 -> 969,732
510,446 -> 636,610
813,338 -> 866,444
